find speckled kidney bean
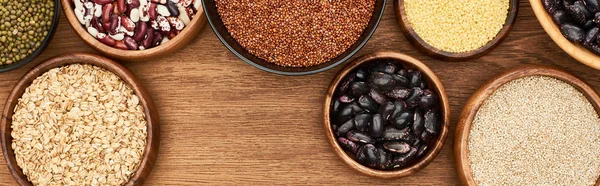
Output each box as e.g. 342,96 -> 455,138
73,0 -> 199,50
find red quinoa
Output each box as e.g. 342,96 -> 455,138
215,0 -> 376,67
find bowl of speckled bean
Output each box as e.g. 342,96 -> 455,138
202,0 -> 386,75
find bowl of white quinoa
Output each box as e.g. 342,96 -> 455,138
454,65 -> 600,185
0,53 -> 160,186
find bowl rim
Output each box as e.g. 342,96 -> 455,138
201,0 -> 387,76
0,53 -> 160,186
0,0 -> 60,73
323,51 -> 450,178
529,0 -> 600,70
453,65 -> 600,185
394,0 -> 519,61
60,0 -> 207,61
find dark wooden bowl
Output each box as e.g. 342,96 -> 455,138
0,53 -> 160,185
0,0 -> 60,72
201,0 -> 387,76
394,0 -> 519,61
530,0 -> 600,70
60,1 -> 207,62
454,65 -> 600,185
323,51 -> 450,178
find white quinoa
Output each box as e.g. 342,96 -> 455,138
404,0 -> 509,53
468,76 -> 600,186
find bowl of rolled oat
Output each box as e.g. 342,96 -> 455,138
202,0 -> 386,75
0,53 -> 160,186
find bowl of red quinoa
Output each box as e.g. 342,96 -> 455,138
202,0 -> 386,75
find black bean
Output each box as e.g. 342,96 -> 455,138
406,87 -> 424,109
368,72 -> 396,91
379,101 -> 395,121
354,113 -> 372,131
331,100 -> 341,114
553,10 -> 573,25
350,81 -> 370,97
355,68 -> 368,80
370,114 -> 384,138
412,138 -> 422,147
383,141 -> 411,154
392,111 -> 413,129
385,87 -> 411,99
392,147 -> 418,168
335,104 -> 354,123
349,102 -> 363,113
424,109 -> 441,135
412,109 -> 425,136
564,0 -> 576,8
357,144 -> 379,167
167,0 -> 180,16
392,100 -> 407,120
584,0 -> 600,13
338,94 -> 355,103
421,131 -> 433,143
561,23 -> 585,42
392,74 -> 410,87
370,61 -> 397,74
338,74 -> 356,92
594,12 -> 600,24
396,69 -> 408,77
336,119 -> 355,136
347,130 -> 375,144
409,71 -> 423,88
382,127 -> 411,141
584,27 -> 599,45
544,0 -> 562,14
377,147 -> 392,169
369,89 -> 388,105
358,95 -> 379,112
419,81 -> 427,89
584,20 -> 596,29
416,145 -> 428,158
567,1 -> 592,24
419,90 -> 438,110
338,137 -> 359,154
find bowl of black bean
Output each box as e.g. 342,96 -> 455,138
323,51 -> 450,178
533,0 -> 600,70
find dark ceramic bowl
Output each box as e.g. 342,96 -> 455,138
0,0 -> 60,73
201,0 -> 386,76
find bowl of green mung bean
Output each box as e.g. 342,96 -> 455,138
0,0 -> 60,72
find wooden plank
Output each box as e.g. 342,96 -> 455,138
0,1 -> 595,185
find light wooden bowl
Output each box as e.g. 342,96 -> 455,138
530,0 -> 600,70
61,1 -> 207,62
323,51 -> 450,178
454,65 -> 600,185
202,0 -> 387,76
394,0 -> 519,61
0,53 -> 160,185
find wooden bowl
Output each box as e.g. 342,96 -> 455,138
60,1 -> 207,62
0,53 -> 160,185
323,51 -> 450,178
454,65 -> 600,185
530,0 -> 600,70
0,0 -> 60,72
394,0 -> 519,61
201,0 -> 387,76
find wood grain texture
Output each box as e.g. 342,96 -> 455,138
323,51 -> 450,179
0,1 -> 599,185
394,0 -> 519,61
60,0 -> 207,62
530,0 -> 600,70
453,65 -> 600,186
0,53 -> 160,186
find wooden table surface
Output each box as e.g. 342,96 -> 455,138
1,1 -> 598,185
